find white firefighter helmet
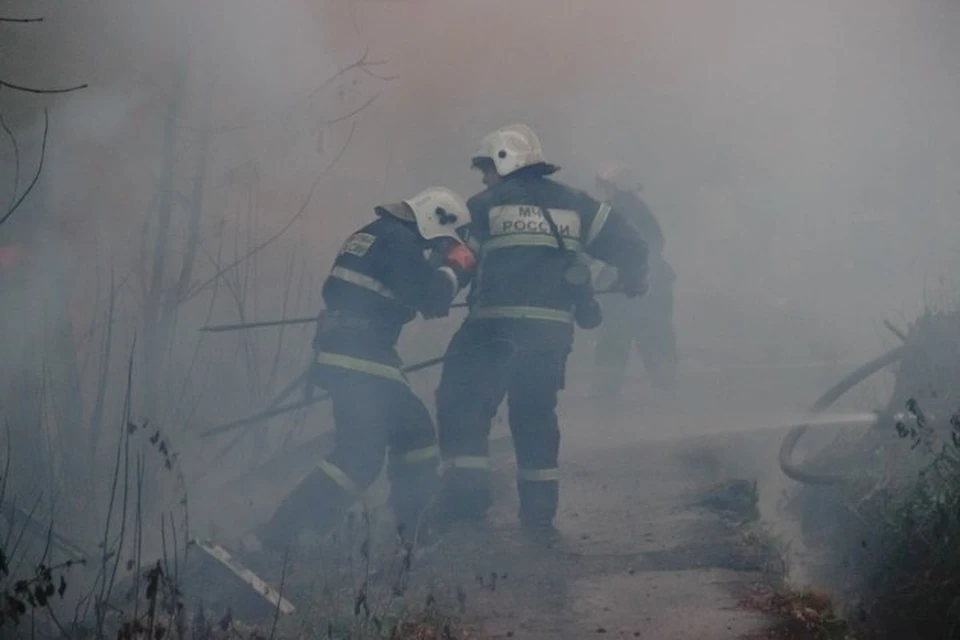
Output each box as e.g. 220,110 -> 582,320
472,124 -> 547,177
379,187 -> 471,242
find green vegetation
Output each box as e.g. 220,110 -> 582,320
785,309 -> 960,639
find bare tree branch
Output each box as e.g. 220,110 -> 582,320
176,49 -> 393,134
0,16 -> 44,23
357,65 -> 399,83
174,98 -> 212,300
0,79 -> 88,94
182,119 -> 358,301
0,13 -> 86,224
0,112 -> 21,205
0,107 -> 48,226
308,47 -> 392,98
321,91 -> 381,126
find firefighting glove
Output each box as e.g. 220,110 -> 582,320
429,238 -> 476,288
441,240 -> 477,289
574,298 -> 603,330
621,269 -> 649,298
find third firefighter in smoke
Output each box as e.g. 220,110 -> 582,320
592,163 -> 679,394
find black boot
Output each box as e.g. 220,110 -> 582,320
520,516 -> 560,547
432,470 -> 493,532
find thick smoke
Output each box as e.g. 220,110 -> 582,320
352,0 -> 960,368
16,0 -> 960,342
3,0 -> 960,554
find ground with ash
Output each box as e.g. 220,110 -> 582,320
194,370 -> 853,639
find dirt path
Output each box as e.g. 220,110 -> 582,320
196,361 -> 841,639
198,419 -> 796,639
411,418 -> 792,640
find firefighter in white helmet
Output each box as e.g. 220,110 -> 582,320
252,187 -> 476,554
432,125 -> 649,540
593,162 -> 678,395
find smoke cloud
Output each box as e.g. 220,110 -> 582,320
3,0 -> 960,556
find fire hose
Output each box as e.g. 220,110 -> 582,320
198,303 -> 473,334
197,288 -> 626,334
199,353 -> 446,439
778,343 -> 909,485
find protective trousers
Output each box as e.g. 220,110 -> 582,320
594,282 -> 677,393
435,320 -> 568,528
259,356 -> 438,552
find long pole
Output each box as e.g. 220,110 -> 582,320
198,286 -> 626,434
199,354 -> 448,439
199,316 -> 316,333
198,288 -> 625,334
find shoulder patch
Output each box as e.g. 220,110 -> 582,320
339,232 -> 376,258
488,205 -> 582,243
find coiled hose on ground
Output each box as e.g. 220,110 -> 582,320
778,345 -> 909,485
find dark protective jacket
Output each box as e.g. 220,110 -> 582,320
609,189 -> 665,256
608,187 -> 675,286
316,213 -> 458,366
462,171 -> 649,344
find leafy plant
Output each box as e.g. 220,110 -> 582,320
779,307 -> 960,638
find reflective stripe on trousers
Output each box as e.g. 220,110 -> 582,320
396,445 -> 439,465
441,456 -> 492,472
329,266 -> 395,299
517,467 -> 561,482
314,351 -> 408,385
469,306 -> 574,324
318,459 -> 361,496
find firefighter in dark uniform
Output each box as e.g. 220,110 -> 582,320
592,164 -> 678,395
252,187 -> 476,553
432,125 -> 650,538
